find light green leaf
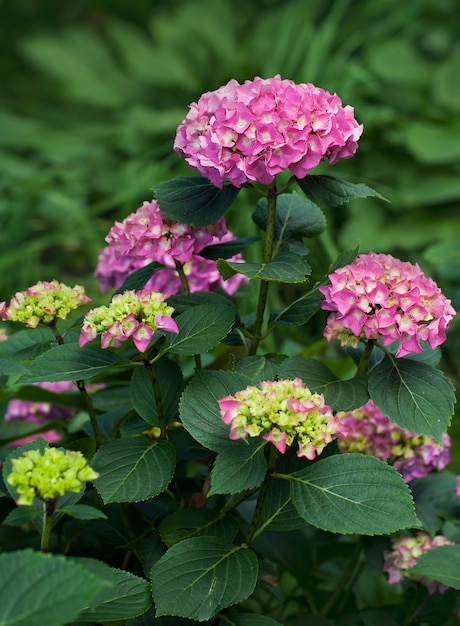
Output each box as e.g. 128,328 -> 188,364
179,370 -> 253,452
253,193 -> 326,240
287,453 -> 420,535
92,438 -> 175,503
0,359 -> 29,376
154,176 -> 240,227
73,558 -> 152,622
151,537 -> 258,621
297,174 -> 388,207
161,303 -> 235,356
368,356 -> 455,442
278,356 -> 369,411
0,549 -> 112,626
19,343 -> 118,383
159,509 -> 239,546
209,439 -> 267,496
410,544 -> 460,590
218,248 -> 310,283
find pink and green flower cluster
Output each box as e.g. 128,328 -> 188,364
337,400 -> 451,482
95,199 -> 246,296
0,280 -> 91,328
383,532 -> 453,593
319,252 -> 456,358
7,447 -> 99,505
79,289 -> 179,352
218,378 -> 345,459
174,75 -> 362,188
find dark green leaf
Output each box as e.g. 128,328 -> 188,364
278,356 -> 369,411
410,544 -> 460,590
115,262 -> 164,294
253,193 -> 326,241
159,509 -> 239,546
19,343 -> 118,383
232,354 -> 285,382
0,549 -> 111,626
0,328 -> 54,362
56,504 -> 107,521
269,289 -> 324,326
368,356 -> 455,441
219,615 -> 283,626
296,174 -> 388,206
167,291 -> 238,316
208,439 -> 267,496
0,359 -> 29,376
258,477 -> 306,532
2,506 -> 39,527
179,370 -> 253,452
218,248 -> 310,283
161,303 -> 235,356
92,438 -> 175,503
199,236 -> 259,260
151,536 -> 258,621
131,358 -> 183,426
288,453 -> 420,535
154,176 -> 240,227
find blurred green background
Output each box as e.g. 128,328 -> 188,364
1,0 -> 459,455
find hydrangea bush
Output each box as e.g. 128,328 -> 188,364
0,75 -> 459,625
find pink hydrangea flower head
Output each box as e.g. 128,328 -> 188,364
383,531 -> 453,593
95,201 -> 247,296
174,75 -> 363,188
319,252 -> 456,357
337,400 -> 451,482
0,280 -> 91,328
79,289 -> 179,352
218,377 -> 345,459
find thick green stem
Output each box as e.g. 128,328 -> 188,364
40,499 -> 55,552
356,340 -> 376,376
49,321 -> 102,448
243,445 -> 278,544
144,358 -> 167,438
248,180 -> 277,355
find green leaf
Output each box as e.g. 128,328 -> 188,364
2,506 -> 39,527
258,477 -> 306,532
199,236 -> 259,260
159,509 -> 239,546
19,343 -> 118,383
161,303 -> 235,356
73,558 -> 152,622
232,354 -> 285,382
296,174 -> 388,207
209,439 -> 267,496
0,328 -> 54,362
168,291 -> 238,316
0,549 -> 111,626
253,193 -> 326,241
0,359 -> 29,376
151,537 -> 258,621
179,370 -> 253,452
154,176 -> 240,227
410,544 -> 460,590
288,453 -> 420,535
269,289 -> 324,326
368,356 -> 455,441
219,615 -> 283,626
92,438 -> 175,503
56,504 -> 107,520
278,356 -> 369,411
217,247 -> 310,283
130,358 -> 183,426
115,261 -> 164,294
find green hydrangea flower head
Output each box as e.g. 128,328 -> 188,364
7,447 -> 99,505
0,280 -> 91,328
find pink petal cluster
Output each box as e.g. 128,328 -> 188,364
79,289 -> 179,352
0,280 -> 91,328
5,381 -> 77,447
319,252 -> 456,358
383,531 -> 453,593
218,378 -> 346,459
337,400 -> 451,482
174,75 -> 363,188
95,200 -> 247,296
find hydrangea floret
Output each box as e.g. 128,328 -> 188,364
174,74 -> 363,188
0,280 -> 91,328
319,252 -> 456,358
95,199 -> 247,296
79,289 -> 179,352
218,378 -> 346,459
7,447 -> 99,506
383,532 -> 454,593
337,400 -> 451,482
